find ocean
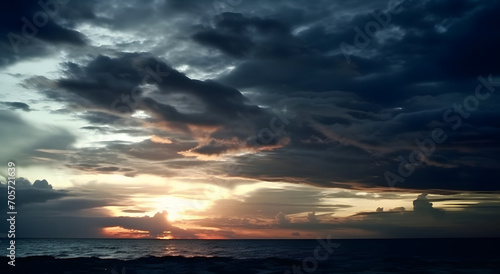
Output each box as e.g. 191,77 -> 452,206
1,238 -> 500,273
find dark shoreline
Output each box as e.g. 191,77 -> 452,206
2,254 -> 500,274
0,255 -> 301,274
2,238 -> 500,273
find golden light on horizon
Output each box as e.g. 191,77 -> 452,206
156,231 -> 173,240
102,226 -> 149,238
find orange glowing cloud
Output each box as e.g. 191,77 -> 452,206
102,226 -> 176,239
179,136 -> 291,160
150,135 -> 173,144
102,226 -> 150,238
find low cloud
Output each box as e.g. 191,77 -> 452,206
275,212 -> 290,226
0,101 -> 31,112
0,178 -> 68,208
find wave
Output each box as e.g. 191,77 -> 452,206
3,254 -> 500,274
0,255 -> 302,274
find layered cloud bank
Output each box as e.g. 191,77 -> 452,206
1,0 -> 499,238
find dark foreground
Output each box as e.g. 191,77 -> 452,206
2,255 -> 500,274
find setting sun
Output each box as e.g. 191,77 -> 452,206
153,196 -> 206,222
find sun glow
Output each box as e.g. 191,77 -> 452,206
152,196 -> 211,222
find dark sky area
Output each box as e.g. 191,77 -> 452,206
1,0 -> 499,239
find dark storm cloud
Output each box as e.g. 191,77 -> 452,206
16,188 -> 67,206
387,0 -> 500,78
0,0 -> 88,67
32,179 -> 53,189
55,54 -> 149,110
48,52 -> 290,159
0,178 -> 68,207
20,0 -> 500,193
0,101 -> 31,111
3,0 -> 500,240
192,12 -> 300,59
227,143 -> 500,193
413,193 -> 443,216
215,1 -> 500,102
185,0 -> 500,192
55,52 -> 263,120
19,196 -> 119,216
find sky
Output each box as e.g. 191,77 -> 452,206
1,0 -> 500,239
